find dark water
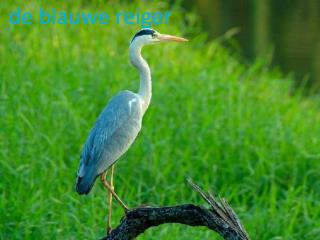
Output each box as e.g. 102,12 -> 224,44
183,0 -> 320,89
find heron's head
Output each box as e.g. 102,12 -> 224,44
130,28 -> 188,47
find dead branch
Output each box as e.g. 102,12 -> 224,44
101,179 -> 249,240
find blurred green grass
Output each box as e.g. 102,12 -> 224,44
1,1 -> 320,239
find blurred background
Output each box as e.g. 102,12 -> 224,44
181,0 -> 320,90
1,0 -> 320,240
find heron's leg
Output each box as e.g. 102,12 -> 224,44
107,165 -> 114,233
100,171 -> 129,212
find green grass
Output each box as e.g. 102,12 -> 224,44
1,1 -> 320,239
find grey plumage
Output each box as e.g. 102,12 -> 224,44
76,90 -> 143,194
75,29 -> 187,196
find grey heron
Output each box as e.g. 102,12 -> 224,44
75,28 -> 187,232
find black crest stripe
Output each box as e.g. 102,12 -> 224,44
131,29 -> 155,43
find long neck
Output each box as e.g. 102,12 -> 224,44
129,43 -> 152,114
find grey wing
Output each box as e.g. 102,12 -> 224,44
77,91 -> 143,179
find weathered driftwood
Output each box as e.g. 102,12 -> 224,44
102,179 -> 249,240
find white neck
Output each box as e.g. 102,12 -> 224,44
129,43 -> 152,114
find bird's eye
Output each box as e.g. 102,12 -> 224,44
151,33 -> 157,38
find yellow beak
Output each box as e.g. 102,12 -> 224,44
158,34 -> 188,43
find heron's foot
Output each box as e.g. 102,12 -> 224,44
124,205 -> 130,214
107,227 -> 113,235
107,212 -> 113,235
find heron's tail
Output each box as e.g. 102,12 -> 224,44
75,170 -> 98,195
